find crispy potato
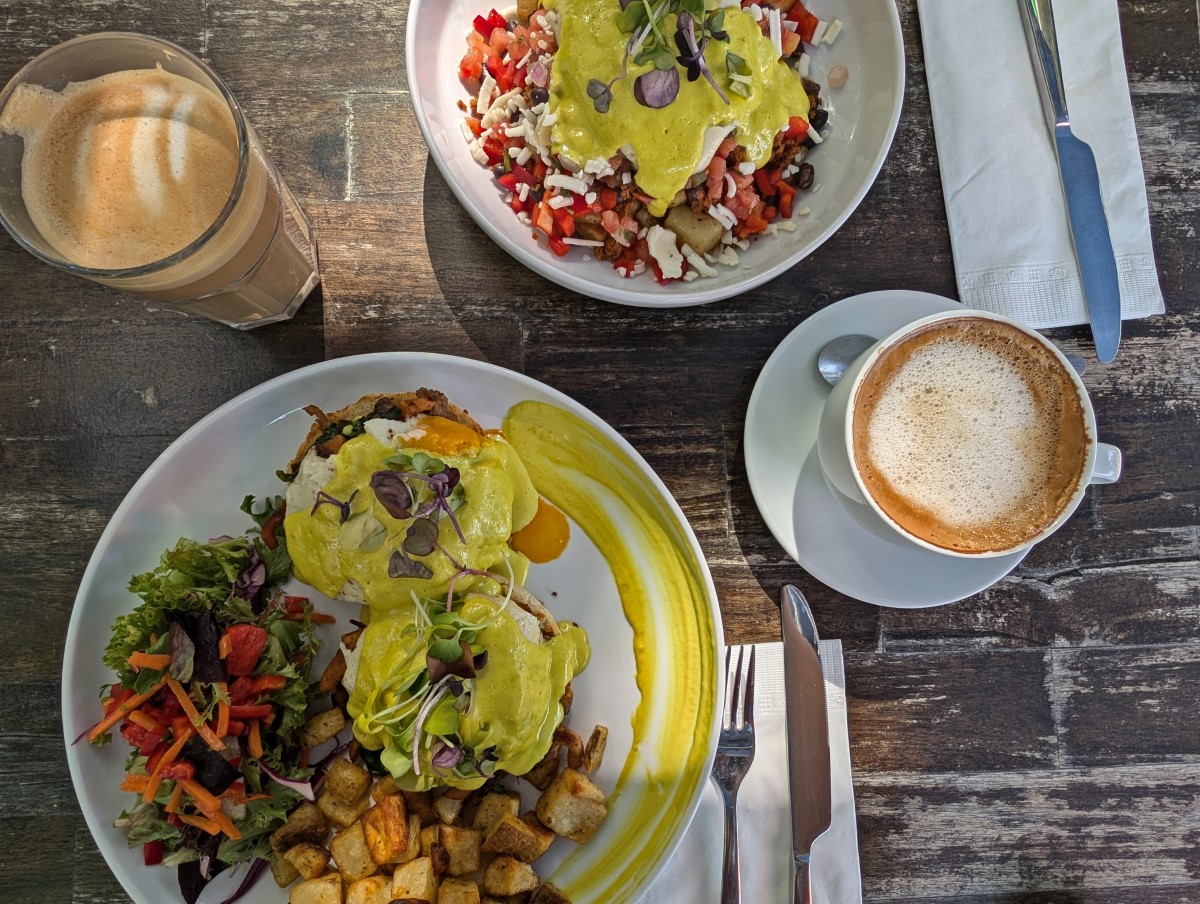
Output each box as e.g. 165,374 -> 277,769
394,814 -> 423,866
482,856 -> 540,896
436,825 -> 483,876
438,877 -> 482,904
271,852 -> 301,888
362,794 -> 410,864
582,725 -> 608,774
330,821 -> 379,883
472,791 -> 521,836
325,758 -> 372,806
345,875 -> 392,904
535,768 -> 607,844
271,802 -> 329,854
298,708 -> 347,748
289,873 -> 343,904
482,813 -> 555,863
529,884 -> 572,904
393,857 -> 440,902
319,649 -> 348,693
341,627 -> 365,650
522,747 -> 561,791
433,793 -> 465,826
319,787 -> 372,827
420,825 -> 439,857
404,789 -> 435,821
430,842 -> 450,876
285,842 -> 332,880
372,774 -> 400,800
664,205 -> 726,256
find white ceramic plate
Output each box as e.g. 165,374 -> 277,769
406,0 -> 904,306
63,353 -> 723,904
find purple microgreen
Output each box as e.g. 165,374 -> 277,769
234,546 -> 268,605
431,740 -> 464,772
369,471 -> 413,520
473,649 -> 489,672
388,549 -> 434,581
217,858 -> 270,904
404,517 -> 440,557
427,639 -> 477,683
168,621 -> 195,684
634,66 -> 679,108
257,760 -> 316,801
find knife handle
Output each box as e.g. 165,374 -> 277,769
793,858 -> 813,904
1018,0 -> 1070,126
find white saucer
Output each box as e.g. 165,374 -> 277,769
744,290 -> 1028,608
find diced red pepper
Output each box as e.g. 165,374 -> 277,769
482,137 -> 505,167
785,116 -> 810,141
509,163 -> 535,186
465,117 -> 484,138
744,213 -> 770,234
763,205 -> 777,220
787,2 -> 822,44
600,188 -> 619,211
571,193 -> 591,214
221,624 -> 268,677
225,720 -> 247,737
143,841 -> 165,866
755,167 -> 779,197
498,171 -> 520,191
552,207 -> 576,238
159,762 -> 196,782
778,181 -> 797,218
105,684 -> 136,714
473,14 -> 494,39
548,236 -> 571,257
487,8 -> 507,31
228,704 -> 273,721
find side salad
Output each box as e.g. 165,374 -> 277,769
83,496 -> 328,904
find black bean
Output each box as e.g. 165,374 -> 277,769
530,87 -> 550,106
810,107 -> 828,130
796,163 -> 815,190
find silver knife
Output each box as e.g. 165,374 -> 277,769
1019,0 -> 1121,363
781,585 -> 832,904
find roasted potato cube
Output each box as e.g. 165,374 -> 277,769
482,857 -> 540,896
289,873 -> 343,904
341,627 -> 364,650
436,825 -> 482,876
535,768 -> 607,843
664,205 -> 726,256
325,758 -> 372,805
482,813 -> 555,863
271,803 -> 330,853
271,852 -> 301,888
394,813 -> 423,865
582,725 -> 608,774
433,793 -> 465,826
298,708 -> 347,748
319,787 -> 371,827
404,789 -> 435,821
318,649 -> 348,693
472,791 -> 521,836
362,793 -> 410,864
530,884 -> 572,904
345,875 -> 392,904
438,877 -> 482,904
392,857 -> 440,902
420,825 -> 439,857
330,821 -> 379,883
372,775 -> 400,800
522,748 -> 560,791
285,842 -> 332,880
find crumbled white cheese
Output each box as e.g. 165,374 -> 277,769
822,19 -> 843,45
517,182 -> 530,202
546,172 -> 589,194
459,119 -> 475,144
584,191 -> 597,205
779,221 -> 798,232
548,194 -> 574,209
476,73 -> 498,116
469,140 -> 490,166
808,128 -> 824,144
810,20 -> 829,45
563,237 -> 604,247
646,225 -> 684,279
768,8 -> 783,58
681,243 -> 719,278
683,270 -> 699,282
515,146 -> 533,167
725,173 -> 737,199
796,205 -> 812,216
717,245 -> 740,267
708,204 -> 738,230
796,52 -> 811,78
621,172 -> 632,184
749,3 -> 764,21
737,161 -> 756,176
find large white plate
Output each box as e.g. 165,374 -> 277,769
62,353 -> 723,904
407,0 -> 904,307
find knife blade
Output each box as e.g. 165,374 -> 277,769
1019,0 -> 1121,363
781,585 -> 831,904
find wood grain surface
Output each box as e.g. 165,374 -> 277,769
0,0 -> 1197,902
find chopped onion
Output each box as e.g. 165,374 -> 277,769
257,760 -> 315,801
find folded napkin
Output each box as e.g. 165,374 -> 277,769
917,0 -> 1164,328
641,640 -> 860,903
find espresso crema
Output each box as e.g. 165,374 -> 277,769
852,317 -> 1089,554
1,67 -> 238,269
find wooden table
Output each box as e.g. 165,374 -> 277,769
2,2 -> 1197,901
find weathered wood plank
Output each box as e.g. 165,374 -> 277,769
0,816 -> 81,904
0,683 -> 73,811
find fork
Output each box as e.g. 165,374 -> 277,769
711,644 -> 756,904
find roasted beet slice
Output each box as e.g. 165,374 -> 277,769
183,737 -> 240,795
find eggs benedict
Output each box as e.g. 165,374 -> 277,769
282,389 -> 540,610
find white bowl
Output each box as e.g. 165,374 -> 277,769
406,0 -> 905,307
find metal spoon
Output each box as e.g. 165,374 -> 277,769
817,334 -> 1087,386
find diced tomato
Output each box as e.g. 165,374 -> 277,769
159,762 -> 196,782
225,720 -> 247,737
488,27 -> 510,54
786,2 -> 821,45
744,213 -> 770,234
785,116 -> 810,141
105,684 -> 136,714
459,45 -> 486,82
778,181 -> 797,218
509,194 -> 525,213
781,28 -> 802,58
465,117 -> 483,138
145,745 -> 167,776
143,841 -> 165,866
600,188 -> 618,211
763,205 -> 777,220
221,624 -> 268,677
548,236 -> 571,257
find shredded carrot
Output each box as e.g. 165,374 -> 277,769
213,810 -> 242,840
234,792 -> 274,805
177,813 -> 221,835
179,778 -> 223,819
127,651 -> 171,670
308,612 -> 337,624
87,677 -> 168,743
247,719 -> 264,759
218,633 -> 233,659
166,677 -> 225,751
143,728 -> 193,804
120,774 -> 151,793
165,782 -> 184,814
216,701 -> 230,739
127,710 -> 163,733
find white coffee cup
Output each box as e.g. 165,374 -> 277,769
817,310 -> 1122,559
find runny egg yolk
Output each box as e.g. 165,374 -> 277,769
510,497 -> 571,563
396,415 -> 483,457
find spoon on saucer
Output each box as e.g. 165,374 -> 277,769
817,334 -> 1088,386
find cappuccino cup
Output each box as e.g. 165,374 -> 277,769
817,310 -> 1122,558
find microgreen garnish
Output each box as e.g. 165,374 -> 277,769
369,471 -> 413,519
726,50 -> 752,98
388,549 -> 434,581
310,489 -> 357,523
594,0 -> 735,113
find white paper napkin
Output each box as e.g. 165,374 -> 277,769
641,640 -> 860,904
917,0 -> 1164,328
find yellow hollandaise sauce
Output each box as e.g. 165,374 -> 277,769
503,400 -> 719,903
284,417 -> 539,610
348,594 -> 589,792
546,0 -> 810,215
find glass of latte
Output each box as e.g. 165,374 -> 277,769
0,33 -> 319,328
817,311 -> 1123,558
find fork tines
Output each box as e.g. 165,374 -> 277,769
722,644 -> 756,735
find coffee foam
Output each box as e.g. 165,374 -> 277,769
852,318 -> 1088,553
2,67 -> 238,270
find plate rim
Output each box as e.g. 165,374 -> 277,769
62,351 -> 725,903
405,0 -> 906,308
